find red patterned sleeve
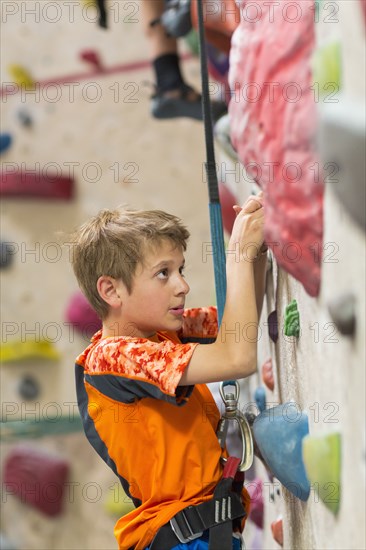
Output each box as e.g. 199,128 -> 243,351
178,307 -> 218,340
85,337 -> 198,397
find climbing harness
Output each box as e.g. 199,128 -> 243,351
149,456 -> 246,550
217,381 -> 254,472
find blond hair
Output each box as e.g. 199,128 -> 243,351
70,208 -> 190,318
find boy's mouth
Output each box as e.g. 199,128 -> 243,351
169,305 -> 185,316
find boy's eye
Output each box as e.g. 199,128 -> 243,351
156,269 -> 169,279
179,266 -> 186,276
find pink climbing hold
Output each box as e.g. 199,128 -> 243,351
261,358 -> 274,391
0,170 -> 74,199
229,0 -> 323,297
79,49 -> 104,72
271,516 -> 284,547
65,290 -> 101,337
218,181 -> 238,234
246,478 -> 264,529
360,0 -> 366,24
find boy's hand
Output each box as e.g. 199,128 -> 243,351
230,192 -> 265,262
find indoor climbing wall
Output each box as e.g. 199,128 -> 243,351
1,1 -> 365,550
224,1 -> 365,549
0,2 -> 215,549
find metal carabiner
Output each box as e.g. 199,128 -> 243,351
216,381 -> 254,472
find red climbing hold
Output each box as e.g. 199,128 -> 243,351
271,516 -> 284,547
229,1 -> 323,297
79,49 -> 104,72
261,358 -> 274,391
0,170 -> 74,199
360,0 -> 366,24
3,445 -> 69,517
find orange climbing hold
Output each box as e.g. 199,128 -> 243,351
261,358 -> 274,391
271,516 -> 284,547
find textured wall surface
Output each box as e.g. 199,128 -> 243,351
1,1 -> 365,550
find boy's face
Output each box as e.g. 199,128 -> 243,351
115,239 -> 190,338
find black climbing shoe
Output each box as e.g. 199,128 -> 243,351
151,85 -> 227,122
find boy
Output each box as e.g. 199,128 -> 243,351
72,194 -> 266,550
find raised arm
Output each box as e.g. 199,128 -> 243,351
180,194 -> 265,385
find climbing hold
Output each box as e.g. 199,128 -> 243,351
104,485 -> 135,517
1,416 -> 83,440
3,445 -> 69,516
261,358 -> 274,391
0,134 -> 12,155
253,403 -> 310,501
184,29 -> 199,55
360,0 -> 366,24
0,170 -> 74,199
229,3 -> 323,297
18,375 -> 41,400
302,432 -> 341,515
214,114 -> 238,161
312,41 -> 342,96
0,340 -> 60,363
271,516 -> 284,547
284,299 -> 300,337
65,291 -> 101,337
246,478 -> 264,529
319,98 -> 365,232
0,241 -> 14,269
328,293 -> 356,336
254,386 -> 266,413
218,181 -> 237,234
267,310 -> 278,343
17,109 -> 33,128
79,49 -> 104,72
7,65 -> 35,88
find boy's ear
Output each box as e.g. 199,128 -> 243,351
97,276 -> 123,309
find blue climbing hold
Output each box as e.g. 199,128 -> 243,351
254,386 -> 266,413
253,403 -> 310,500
0,134 -> 12,155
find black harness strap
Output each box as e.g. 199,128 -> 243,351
149,458 -> 245,550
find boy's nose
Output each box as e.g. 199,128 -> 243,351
176,276 -> 190,295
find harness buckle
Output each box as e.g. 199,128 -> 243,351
170,509 -> 203,543
217,381 -> 254,472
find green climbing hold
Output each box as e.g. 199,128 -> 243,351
284,299 -> 300,337
0,416 -> 83,440
302,432 -> 341,515
312,41 -> 342,96
184,29 -> 199,56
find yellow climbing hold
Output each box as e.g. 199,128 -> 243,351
80,0 -> 97,8
104,485 -> 135,517
312,41 -> 342,97
302,432 -> 341,515
0,340 -> 60,363
7,65 -> 35,88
